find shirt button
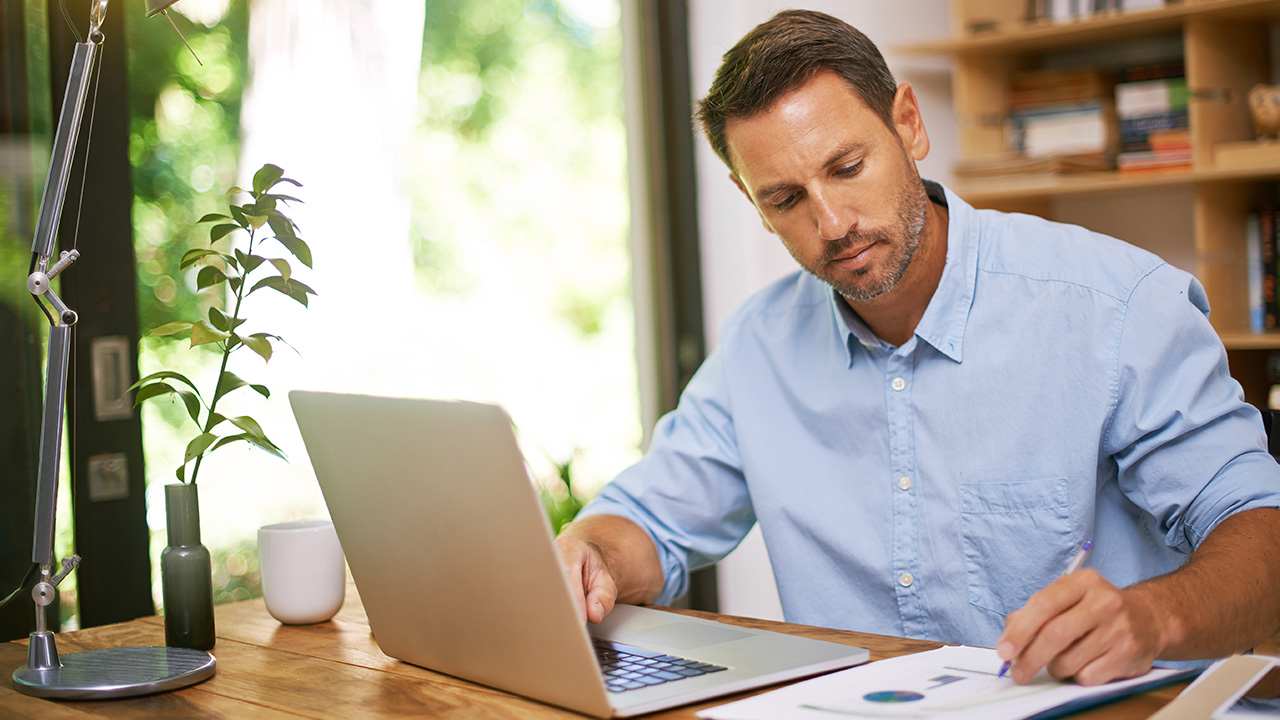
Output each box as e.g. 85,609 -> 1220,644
891,377 -> 906,391
897,475 -> 912,491
899,572 -> 914,587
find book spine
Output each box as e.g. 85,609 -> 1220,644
1248,212 -> 1264,333
1264,198 -> 1276,331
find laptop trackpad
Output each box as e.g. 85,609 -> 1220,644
624,621 -> 754,652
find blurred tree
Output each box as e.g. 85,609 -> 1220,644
126,1 -> 249,334
413,0 -> 629,342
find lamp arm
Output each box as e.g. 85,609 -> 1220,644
31,14 -> 103,261
24,0 -> 106,618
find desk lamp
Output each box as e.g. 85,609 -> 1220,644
13,0 -> 216,699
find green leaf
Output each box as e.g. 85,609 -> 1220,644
208,307 -> 229,332
229,276 -> 243,293
209,308 -> 247,333
132,381 -> 176,405
227,415 -> 267,436
210,431 -> 288,461
174,389 -> 203,425
210,223 -> 240,242
196,265 -> 228,289
176,464 -> 185,482
184,433 -> 219,463
147,321 -> 193,338
198,212 -> 231,224
250,196 -> 277,215
132,383 -> 202,425
263,193 -> 303,205
215,371 -> 271,402
246,213 -> 269,230
230,205 -> 248,226
274,234 -> 312,270
225,185 -> 245,196
128,370 -> 203,399
180,248 -> 231,269
206,412 -> 227,431
241,333 -> 273,362
269,258 -> 292,283
250,276 -> 316,307
267,211 -> 298,241
253,164 -> 285,195
190,320 -> 231,347
235,249 -> 266,273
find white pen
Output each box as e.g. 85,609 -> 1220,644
997,539 -> 1094,679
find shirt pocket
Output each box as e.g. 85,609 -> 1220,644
959,477 -> 1073,617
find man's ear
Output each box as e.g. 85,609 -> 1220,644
891,82 -> 930,162
730,172 -> 776,235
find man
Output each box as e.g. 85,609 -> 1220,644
557,9 -> 1280,687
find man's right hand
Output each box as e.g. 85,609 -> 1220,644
555,514 -> 665,625
556,533 -> 618,624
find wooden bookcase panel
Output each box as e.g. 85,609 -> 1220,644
908,0 -> 1280,398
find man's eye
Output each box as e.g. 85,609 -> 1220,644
773,193 -> 799,211
835,161 -> 864,177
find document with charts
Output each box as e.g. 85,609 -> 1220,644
697,645 -> 1195,720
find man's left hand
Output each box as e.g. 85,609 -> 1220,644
996,568 -> 1167,685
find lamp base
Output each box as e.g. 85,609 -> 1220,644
13,645 -> 216,699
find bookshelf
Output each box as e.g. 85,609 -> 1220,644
900,0 -> 1280,405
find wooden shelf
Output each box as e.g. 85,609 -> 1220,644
954,164 -> 1280,204
1221,330 -> 1280,350
898,0 -> 1280,55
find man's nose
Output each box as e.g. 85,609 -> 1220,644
811,190 -> 855,242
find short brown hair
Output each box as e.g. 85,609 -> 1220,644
694,10 -> 898,171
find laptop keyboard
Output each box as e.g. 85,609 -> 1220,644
592,638 -> 728,694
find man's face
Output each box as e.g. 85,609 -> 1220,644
725,71 -> 930,303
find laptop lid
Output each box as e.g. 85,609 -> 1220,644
289,390 -> 868,718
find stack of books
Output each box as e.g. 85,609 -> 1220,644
1115,63 -> 1190,172
1001,67 -> 1117,165
1025,0 -> 1167,23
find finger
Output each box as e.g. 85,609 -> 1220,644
998,571 -> 1094,662
556,537 -> 591,622
1071,644 -> 1154,686
583,555 -> 618,624
1011,573 -> 1119,683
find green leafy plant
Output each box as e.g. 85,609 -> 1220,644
538,451 -> 588,534
130,163 -> 315,483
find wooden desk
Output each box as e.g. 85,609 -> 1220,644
1,585 -> 1185,718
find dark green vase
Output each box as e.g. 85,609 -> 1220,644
162,483 -> 216,650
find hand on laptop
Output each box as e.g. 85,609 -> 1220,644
556,514 -> 665,624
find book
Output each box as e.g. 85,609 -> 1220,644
954,152 -> 1113,178
1262,195 -> 1276,330
1247,212 -> 1264,333
1009,103 -> 1116,156
1117,148 -> 1192,172
1116,76 -> 1188,118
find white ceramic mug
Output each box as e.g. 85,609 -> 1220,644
258,519 -> 346,624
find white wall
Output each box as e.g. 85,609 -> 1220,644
686,1 -> 956,621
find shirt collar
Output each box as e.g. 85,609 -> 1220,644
830,180 -> 977,364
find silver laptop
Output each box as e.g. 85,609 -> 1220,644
289,390 -> 869,718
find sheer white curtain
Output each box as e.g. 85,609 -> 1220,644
190,1 -> 426,541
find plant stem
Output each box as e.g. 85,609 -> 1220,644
188,225 -> 256,484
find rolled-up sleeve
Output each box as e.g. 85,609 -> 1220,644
577,347 -> 756,605
1105,264 -> 1280,552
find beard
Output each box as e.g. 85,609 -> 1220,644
811,173 -> 929,302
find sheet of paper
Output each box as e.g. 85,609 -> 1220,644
697,645 -> 1190,720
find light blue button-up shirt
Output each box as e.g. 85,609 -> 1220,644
581,182 -> 1280,647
